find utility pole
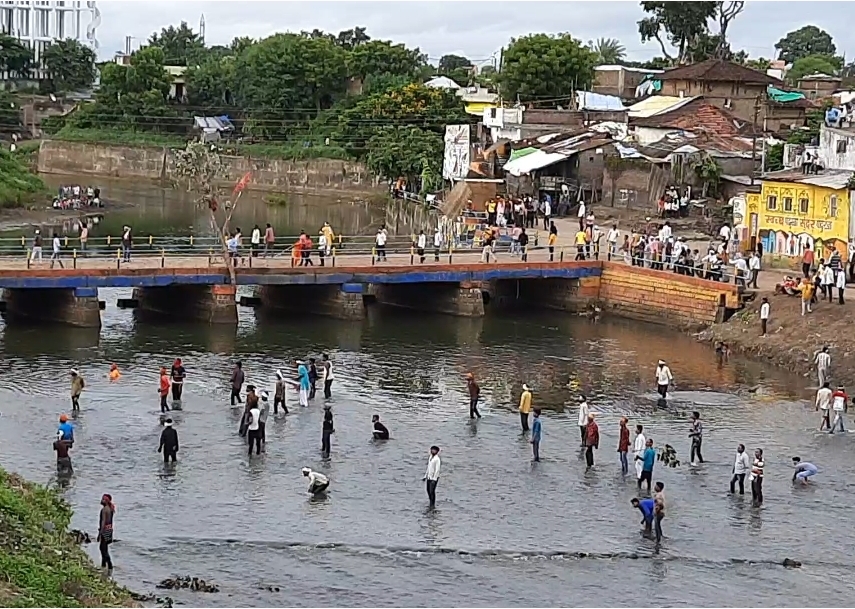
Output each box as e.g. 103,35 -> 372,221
750,94 -> 761,186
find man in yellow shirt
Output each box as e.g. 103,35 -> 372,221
575,230 -> 588,260
801,277 -> 814,316
519,383 -> 532,432
487,200 -> 497,226
548,231 -> 557,261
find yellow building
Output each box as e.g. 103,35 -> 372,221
737,169 -> 852,262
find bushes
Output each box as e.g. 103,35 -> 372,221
0,149 -> 47,208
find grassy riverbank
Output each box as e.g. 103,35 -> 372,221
0,149 -> 48,209
0,468 -> 135,607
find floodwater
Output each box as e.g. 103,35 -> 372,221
0,182 -> 853,606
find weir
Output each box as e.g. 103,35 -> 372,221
132,285 -> 238,324
3,287 -> 102,327
258,283 -> 365,320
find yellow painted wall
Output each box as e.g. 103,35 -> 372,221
743,180 -> 850,261
465,102 -> 495,116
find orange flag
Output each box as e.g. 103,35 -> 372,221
232,172 -> 252,196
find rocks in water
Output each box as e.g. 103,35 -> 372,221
258,585 -> 281,592
782,558 -> 802,568
157,576 -> 220,593
70,529 -> 91,544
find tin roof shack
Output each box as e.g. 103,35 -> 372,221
193,116 -> 234,142
594,65 -> 664,100
629,96 -> 755,146
503,131 -> 613,201
798,73 -> 841,101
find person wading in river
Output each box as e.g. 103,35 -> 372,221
814,346 -> 831,388
655,360 -> 673,399
98,494 -> 115,573
577,395 -> 590,446
308,357 -> 319,400
372,414 -> 390,440
618,417 -> 630,476
815,382 -> 832,431
466,373 -> 482,419
653,481 -> 666,544
585,413 -> 599,469
170,358 -> 185,402
297,361 -> 310,407
423,445 -> 441,509
54,433 -> 73,475
70,369 -> 84,412
247,398 -> 262,457
730,444 -> 750,495
230,361 -> 245,405
689,411 -> 704,466
158,367 -> 170,413
637,438 -> 655,492
322,408 -> 335,459
530,409 -> 542,462
274,370 -> 288,414
519,383 -> 532,431
322,353 -> 334,399
633,424 -> 647,481
750,448 -> 765,507
158,418 -> 179,463
302,467 -> 330,497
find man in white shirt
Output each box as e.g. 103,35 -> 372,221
655,360 -> 673,399
416,230 -> 427,263
729,443 -> 751,495
633,424 -> 647,480
375,227 -> 387,261
759,297 -> 770,336
250,225 -> 261,257
302,467 -> 330,496
815,382 -> 832,431
836,264 -> 846,304
247,401 -> 262,456
577,202 -> 586,231
433,227 -> 443,262
733,255 -> 748,288
719,223 -> 731,244
748,252 -> 761,288
577,395 -> 590,446
542,198 -> 552,230
658,222 -> 672,242
814,346 -> 831,388
50,232 -> 64,269
423,445 -> 441,508
606,225 -> 620,261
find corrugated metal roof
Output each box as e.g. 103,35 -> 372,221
595,65 -> 664,74
425,76 -> 461,90
503,150 -> 569,177
576,91 -> 625,111
763,169 -> 853,190
628,96 -> 697,118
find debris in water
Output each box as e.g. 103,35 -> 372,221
157,576 -> 220,593
70,529 -> 91,544
782,558 -> 802,568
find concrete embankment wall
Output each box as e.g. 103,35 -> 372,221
37,140 -> 384,194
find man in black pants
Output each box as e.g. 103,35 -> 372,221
689,411 -> 704,466
424,445 -> 441,509
467,373 -> 482,419
230,361 -> 244,405
158,418 -> 179,463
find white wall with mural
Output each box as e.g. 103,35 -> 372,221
442,124 -> 470,181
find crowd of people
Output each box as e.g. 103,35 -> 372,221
52,185 -> 102,210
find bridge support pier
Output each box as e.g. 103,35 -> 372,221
132,284 -> 238,324
258,284 -> 365,320
373,282 -> 485,317
3,287 -> 101,327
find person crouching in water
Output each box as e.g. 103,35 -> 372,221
54,431 -> 73,475
158,367 -> 170,413
158,418 -> 179,463
302,467 -> 330,497
372,414 -> 390,440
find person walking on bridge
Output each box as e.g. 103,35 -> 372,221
121,225 -> 133,263
31,230 -> 43,262
50,232 -> 64,269
264,223 -> 275,257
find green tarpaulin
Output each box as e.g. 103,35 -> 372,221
767,86 -> 805,103
508,147 -> 537,162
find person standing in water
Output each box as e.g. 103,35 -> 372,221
372,414 -> 390,440
308,358 -> 319,400
750,448 -> 764,507
70,369 -> 84,412
423,445 -> 441,509
158,367 -> 170,413
585,413 -> 599,469
730,444 -> 751,495
792,457 -> 818,485
655,360 -> 673,399
54,433 -> 73,474
321,408 -> 335,458
230,361 -> 245,405
689,411 -> 704,466
321,353 -> 334,398
617,417 -> 630,476
816,382 -> 832,431
109,364 -> 121,381
637,438 -> 655,492
57,413 -> 74,447
653,481 -> 666,544
158,418 -> 179,463
170,358 -> 186,401
273,370 -> 288,414
247,397 -> 262,457
297,361 -> 310,407
577,395 -> 590,446
259,391 -> 269,448
519,383 -> 532,431
530,409 -> 542,462
633,424 -> 647,481
302,467 -> 330,497
814,346 -> 831,388
830,385 -> 848,434
98,494 -> 115,573
466,373 -> 482,419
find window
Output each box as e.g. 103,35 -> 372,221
17,7 -> 28,36
766,195 -> 777,211
838,140 -> 848,154
35,8 -> 47,37
830,195 -> 839,218
799,197 -> 809,214
783,196 -> 793,212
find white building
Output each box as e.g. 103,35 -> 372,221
0,0 -> 100,79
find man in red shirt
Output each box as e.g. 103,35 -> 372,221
802,246 -> 815,279
585,413 -> 600,469
159,367 -> 170,413
618,416 -> 630,476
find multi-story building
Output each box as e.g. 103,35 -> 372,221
0,0 -> 100,79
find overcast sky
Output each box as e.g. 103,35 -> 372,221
96,1 -> 855,67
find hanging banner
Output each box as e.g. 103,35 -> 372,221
443,125 -> 470,180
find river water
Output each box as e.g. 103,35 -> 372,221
0,181 -> 853,607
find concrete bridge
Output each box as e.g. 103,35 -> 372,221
0,248 -> 610,327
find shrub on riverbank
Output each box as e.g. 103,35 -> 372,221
0,468 -> 135,607
0,149 -> 48,209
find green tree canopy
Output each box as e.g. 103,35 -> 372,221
438,53 -> 472,85
42,39 -> 96,92
364,125 -> 443,190
148,21 -> 205,66
186,56 -> 236,107
788,54 -> 840,84
347,39 -> 425,81
638,1 -> 716,63
591,38 -> 626,65
775,25 -> 836,65
498,33 -> 597,102
0,34 -> 33,78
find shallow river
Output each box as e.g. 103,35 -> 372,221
0,183 -> 853,606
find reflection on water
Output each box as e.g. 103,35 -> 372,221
0,295 -> 851,606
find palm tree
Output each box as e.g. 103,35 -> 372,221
593,38 -> 627,65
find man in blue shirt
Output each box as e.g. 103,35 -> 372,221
530,409 -> 542,462
631,497 -> 655,538
297,360 -> 310,407
636,438 -> 656,492
792,456 -> 818,485
57,414 -> 74,447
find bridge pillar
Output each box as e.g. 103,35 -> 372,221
3,287 -> 101,328
132,284 -> 238,324
258,284 -> 365,320
372,282 -> 485,317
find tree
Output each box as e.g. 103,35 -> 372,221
775,26 -> 836,64
42,39 -> 96,92
347,40 -> 425,81
0,34 -> 33,78
788,54 -> 839,84
334,27 -> 370,51
147,21 -> 205,66
713,1 -> 744,59
591,38 -> 626,65
744,57 -> 771,72
638,1 -> 717,64
438,54 -> 471,73
186,56 -> 236,107
364,125 -> 443,192
498,33 -> 597,102
685,32 -> 747,64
